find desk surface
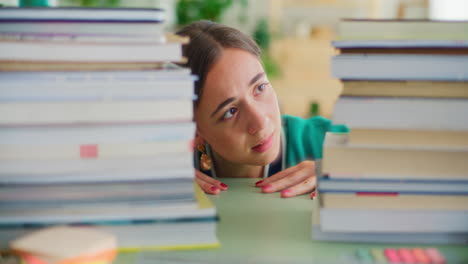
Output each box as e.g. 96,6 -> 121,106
115,178 -> 468,264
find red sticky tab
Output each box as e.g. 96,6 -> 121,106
80,144 -> 98,158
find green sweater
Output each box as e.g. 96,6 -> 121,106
282,115 -> 349,168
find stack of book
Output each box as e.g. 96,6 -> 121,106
0,7 -> 219,251
312,19 -> 468,244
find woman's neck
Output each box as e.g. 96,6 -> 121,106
212,152 -> 263,178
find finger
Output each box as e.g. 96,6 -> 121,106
254,163 -> 302,187
262,161 -> 315,193
195,169 -> 228,191
195,176 -> 220,195
280,176 -> 317,198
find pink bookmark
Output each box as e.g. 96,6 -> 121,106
384,248 -> 401,263
398,248 -> 416,264
411,248 -> 431,264
425,248 -> 446,264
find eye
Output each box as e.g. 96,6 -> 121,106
254,83 -> 267,95
221,107 -> 238,121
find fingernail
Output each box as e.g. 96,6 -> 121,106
262,184 -> 272,192
255,180 -> 263,186
281,189 -> 291,197
220,183 -> 228,189
210,185 -> 219,192
311,192 -> 316,199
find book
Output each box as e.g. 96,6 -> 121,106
0,194 -> 213,225
311,199 -> 468,244
1,178 -> 195,207
319,208 -> 468,233
0,38 -> 184,62
346,128 -> 468,147
323,132 -> 468,180
338,47 -> 468,55
331,54 -> 468,81
337,19 -> 468,41
320,193 -> 468,210
2,221 -> 219,252
333,40 -> 468,49
0,99 -> 193,125
0,68 -> 195,101
318,177 -> 468,194
0,61 -> 170,72
332,96 -> 468,131
1,166 -> 195,184
0,7 -> 165,22
0,21 -> 165,39
0,31 -> 166,43
0,152 -> 193,177
341,81 -> 468,98
0,122 -> 195,145
0,185 -> 219,251
0,140 -> 192,160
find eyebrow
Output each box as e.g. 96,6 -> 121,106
211,97 -> 235,118
210,72 -> 265,118
249,72 -> 265,86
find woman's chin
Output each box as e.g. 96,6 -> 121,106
255,145 -> 281,166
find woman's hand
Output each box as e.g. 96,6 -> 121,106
195,169 -> 228,195
254,160 -> 317,199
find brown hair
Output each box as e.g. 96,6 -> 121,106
176,20 -> 261,107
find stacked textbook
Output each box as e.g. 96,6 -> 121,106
0,7 -> 219,251
313,19 -> 468,244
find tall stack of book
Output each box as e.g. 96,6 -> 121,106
0,7 -> 219,251
312,19 -> 468,244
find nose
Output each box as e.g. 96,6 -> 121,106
247,103 -> 267,136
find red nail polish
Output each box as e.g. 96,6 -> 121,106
311,192 -> 316,199
255,180 -> 264,186
281,189 -> 291,197
262,184 -> 272,192
220,183 -> 228,188
210,185 -> 219,192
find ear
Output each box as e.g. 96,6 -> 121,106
194,129 -> 206,147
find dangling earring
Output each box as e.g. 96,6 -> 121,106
197,144 -> 212,171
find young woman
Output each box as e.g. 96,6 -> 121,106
176,21 -> 347,198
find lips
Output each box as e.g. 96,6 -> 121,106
252,133 -> 274,153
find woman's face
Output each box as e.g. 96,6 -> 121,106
195,48 -> 282,166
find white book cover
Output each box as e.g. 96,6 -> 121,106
0,152 -> 193,177
0,122 -> 195,145
0,40 -> 183,62
311,199 -> 468,244
320,208 -> 468,233
332,54 -> 468,80
0,70 -> 195,102
332,97 -> 468,131
0,167 -> 195,184
0,199 -> 213,224
0,140 -> 192,160
333,40 -> 468,48
0,99 -> 193,125
0,22 -> 165,36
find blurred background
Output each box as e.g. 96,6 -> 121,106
1,0 -> 467,118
